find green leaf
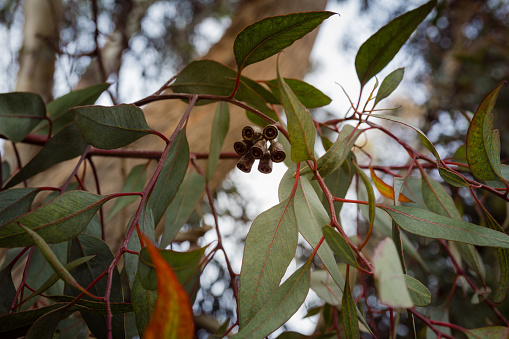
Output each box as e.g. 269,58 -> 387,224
234,260 -> 311,339
0,92 -> 46,142
465,326 -> 509,339
65,233 -> 124,339
45,295 -> 132,314
421,172 -> 461,220
278,68 -> 316,162
341,270 -> 360,339
373,237 -> 413,308
0,191 -> 109,248
380,205 -> 509,248
320,155 -> 355,216
35,83 -> 110,136
370,113 -> 441,162
4,123 -> 89,189
323,226 -> 359,268
148,128 -> 189,225
131,273 -> 157,335
206,102 -> 230,181
374,68 -> 405,106
0,188 -> 40,225
0,265 -> 15,316
265,78 -> 332,108
300,124 -> 361,177
0,303 -> 74,335
107,164 -> 145,222
234,12 -> 335,71
1,161 -> 10,183
355,0 -> 436,88
404,275 -> 431,307
161,172 -> 205,247
238,197 -> 298,328
25,304 -> 74,339
352,161 -> 375,240
466,81 -> 506,182
438,167 -> 469,187
74,104 -> 153,149
310,269 -> 342,305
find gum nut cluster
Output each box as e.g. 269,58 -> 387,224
234,124 -> 286,174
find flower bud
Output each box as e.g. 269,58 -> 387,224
269,141 -> 286,163
242,125 -> 263,141
258,151 -> 273,174
234,139 -> 252,155
236,154 -> 255,173
250,139 -> 267,159
262,124 -> 278,140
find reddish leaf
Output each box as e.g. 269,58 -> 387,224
370,165 -> 413,203
142,235 -> 194,339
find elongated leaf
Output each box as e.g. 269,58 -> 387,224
404,275 -> 431,307
341,270 -> 360,339
132,274 -> 157,336
465,326 -> 509,339
161,172 -> 205,247
25,304 -> 74,339
0,92 -> 46,142
438,167 -> 469,187
352,161 -> 375,240
355,0 -> 435,87
0,265 -> 15,315
265,78 -> 332,108
4,123 -> 89,189
0,188 -> 40,225
107,164 -> 145,222
0,191 -> 109,248
234,260 -> 311,339
466,81 -> 506,182
380,205 -> 509,248
373,237 -> 413,308
234,12 -> 335,71
300,125 -> 361,177
74,104 -> 153,149
238,196 -> 298,327
278,68 -> 316,162
320,155 -> 355,216
142,236 -> 194,339
374,68 -> 405,106
370,113 -> 441,162
45,295 -> 132,314
323,226 -> 359,268
65,234 -> 124,339
148,128 -> 189,225
370,166 -> 413,202
310,269 -> 342,305
206,102 -> 230,181
35,83 -> 110,135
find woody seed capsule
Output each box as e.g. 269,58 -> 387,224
258,151 -> 273,174
236,154 -> 255,173
269,141 -> 286,163
234,139 -> 253,155
242,125 -> 263,141
262,124 -> 278,140
250,139 -> 267,159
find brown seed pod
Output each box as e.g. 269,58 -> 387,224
234,139 -> 253,155
258,151 -> 273,174
269,141 -> 286,163
242,125 -> 263,141
236,154 -> 255,173
250,139 -> 267,159
262,124 -> 278,140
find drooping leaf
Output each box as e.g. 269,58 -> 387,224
1,161 -> 10,183
233,260 -> 311,339
107,164 -> 146,222
238,196 -> 298,328
131,274 -> 157,336
464,326 -> 509,339
34,83 -> 110,136
24,304 -> 74,339
320,155 -> 355,216
323,226 -> 359,268
74,104 -> 153,149
370,165 -> 413,202
234,12 -> 335,72
161,172 -> 205,247
65,233 -> 124,339
300,124 -> 361,177
310,269 -> 342,305
355,0 -> 436,88
44,295 -> 132,314
278,68 -> 316,162
374,68 -> 405,106
265,78 -> 332,108
380,205 -> 509,248
404,275 -> 431,307
0,191 -> 110,248
438,167 -> 469,187
4,123 -> 88,189
466,81 -> 506,182
0,265 -> 15,316
352,161 -> 375,243
206,102 -> 230,181
341,270 -> 360,339
142,235 -> 194,339
369,113 -> 441,162
0,188 -> 40,225
148,128 -> 189,225
373,237 -> 413,308
421,172 -> 461,219
0,92 -> 46,142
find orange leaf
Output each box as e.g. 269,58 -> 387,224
142,234 -> 194,339
370,166 -> 413,203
